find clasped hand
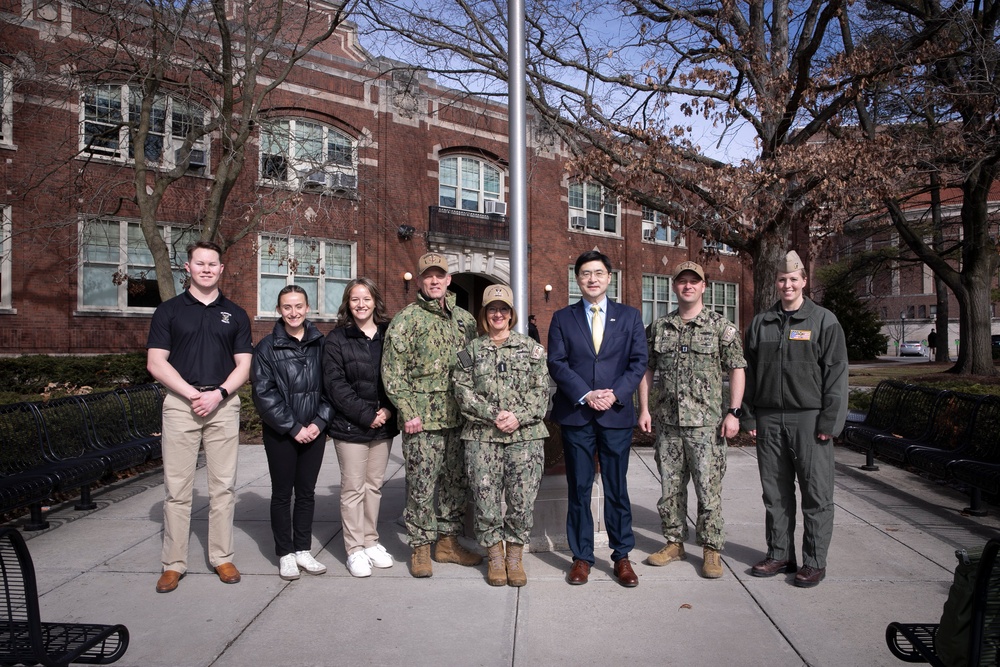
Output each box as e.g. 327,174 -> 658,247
585,389 -> 616,411
494,410 -> 520,434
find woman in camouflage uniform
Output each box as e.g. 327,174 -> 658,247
452,285 -> 549,587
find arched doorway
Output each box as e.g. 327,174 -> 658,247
449,272 -> 500,319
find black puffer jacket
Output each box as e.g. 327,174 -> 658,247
252,320 -> 332,437
323,321 -> 399,443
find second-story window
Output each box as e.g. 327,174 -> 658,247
259,119 -> 357,192
0,67 -> 12,147
438,156 -> 503,213
642,207 -> 684,245
80,85 -> 209,174
569,182 -> 618,235
703,239 -> 737,255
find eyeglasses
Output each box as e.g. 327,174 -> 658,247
487,306 -> 511,314
578,270 -> 608,279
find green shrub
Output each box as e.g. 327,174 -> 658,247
0,354 -> 152,398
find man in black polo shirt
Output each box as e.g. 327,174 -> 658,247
147,241 -> 252,594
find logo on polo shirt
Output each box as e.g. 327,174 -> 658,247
220,311 -> 232,324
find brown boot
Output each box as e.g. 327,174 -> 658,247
702,546 -> 723,579
433,535 -> 483,566
505,541 -> 527,587
409,544 -> 433,578
486,543 -> 507,586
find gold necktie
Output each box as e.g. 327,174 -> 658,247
591,304 -> 603,354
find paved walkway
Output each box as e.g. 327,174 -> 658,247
14,441 -> 1000,667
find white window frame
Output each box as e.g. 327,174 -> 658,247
0,66 -> 12,148
641,274 -> 677,326
568,182 -> 619,236
258,118 -> 357,192
438,155 -> 504,213
641,207 -> 684,246
703,239 -> 737,255
258,235 -> 356,320
0,206 -> 12,311
567,267 -> 621,306
705,281 -> 739,324
78,218 -> 198,314
79,85 -> 210,174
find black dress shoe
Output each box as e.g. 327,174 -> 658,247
793,566 -> 826,588
567,559 -> 591,585
614,558 -> 638,587
751,557 -> 797,577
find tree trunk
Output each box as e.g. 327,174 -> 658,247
749,226 -> 791,314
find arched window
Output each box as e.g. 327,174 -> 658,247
259,119 -> 357,191
438,156 -> 503,213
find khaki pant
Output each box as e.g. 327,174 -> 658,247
160,391 -> 241,573
333,438 -> 392,555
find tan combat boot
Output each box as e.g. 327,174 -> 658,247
409,544 -> 433,578
702,546 -> 723,579
505,542 -> 527,587
645,541 -> 686,567
486,543 -> 507,586
433,535 -> 483,566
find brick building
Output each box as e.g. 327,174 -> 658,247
0,5 -> 753,354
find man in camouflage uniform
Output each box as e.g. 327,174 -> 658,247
452,284 -> 549,586
638,261 -> 746,579
382,252 -> 481,577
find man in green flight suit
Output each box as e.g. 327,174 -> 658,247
382,252 -> 482,577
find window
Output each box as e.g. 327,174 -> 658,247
0,67 -> 12,147
438,156 -> 503,212
641,274 -> 677,325
705,281 -> 739,324
80,85 -> 209,174
258,235 -> 355,318
641,207 -> 684,246
79,219 -> 198,312
0,206 -> 11,311
259,119 -> 357,192
568,182 -> 618,235
703,239 -> 737,255
567,267 -> 620,306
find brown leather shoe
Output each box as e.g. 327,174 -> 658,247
567,559 -> 590,585
215,562 -> 241,584
751,557 -> 797,577
613,558 -> 638,587
793,566 -> 826,588
155,570 -> 183,593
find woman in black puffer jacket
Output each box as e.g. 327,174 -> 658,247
323,277 -> 399,577
252,285 -> 332,582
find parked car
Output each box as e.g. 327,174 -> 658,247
899,341 -> 926,357
992,334 -> 1000,349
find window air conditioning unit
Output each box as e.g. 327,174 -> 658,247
188,149 -> 207,168
642,228 -> 656,241
330,172 -> 358,190
570,216 -> 587,229
484,200 -> 507,216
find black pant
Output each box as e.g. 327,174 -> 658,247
262,425 -> 326,557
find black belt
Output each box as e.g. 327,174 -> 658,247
194,385 -> 219,392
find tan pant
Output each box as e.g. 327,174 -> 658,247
160,391 -> 241,573
334,438 -> 392,554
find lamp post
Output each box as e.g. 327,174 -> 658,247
900,311 -> 906,356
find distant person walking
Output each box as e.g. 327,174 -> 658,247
927,329 -> 937,359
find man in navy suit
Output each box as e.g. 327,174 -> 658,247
548,250 -> 648,586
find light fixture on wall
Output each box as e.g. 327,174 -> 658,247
397,225 -> 415,241
544,284 -> 552,302
404,272 -> 413,294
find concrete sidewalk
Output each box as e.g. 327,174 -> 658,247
13,442 -> 1000,667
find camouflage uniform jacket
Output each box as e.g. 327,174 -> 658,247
647,308 -> 746,428
452,331 -> 550,444
382,290 -> 477,431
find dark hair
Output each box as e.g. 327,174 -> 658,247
574,250 -> 612,275
477,301 -> 518,334
186,240 -> 223,262
276,284 -> 309,309
336,277 -> 390,327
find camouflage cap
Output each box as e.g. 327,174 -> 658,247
672,261 -> 705,281
417,252 -> 450,275
781,250 -> 805,273
482,284 -> 514,308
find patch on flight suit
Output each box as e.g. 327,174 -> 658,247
457,349 -> 474,369
789,329 -> 812,341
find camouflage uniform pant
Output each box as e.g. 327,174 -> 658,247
654,424 -> 727,551
403,427 -> 469,547
465,439 -> 544,547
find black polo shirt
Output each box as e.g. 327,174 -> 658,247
147,290 -> 253,387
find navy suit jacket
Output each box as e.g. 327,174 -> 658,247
547,299 -> 648,428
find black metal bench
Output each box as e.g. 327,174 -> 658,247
843,380 -> 926,471
116,385 -> 163,461
871,390 -> 984,467
0,404 -> 57,531
79,391 -> 155,473
886,537 -> 1000,665
0,526 -> 129,666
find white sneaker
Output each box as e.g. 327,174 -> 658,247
294,551 -> 327,575
364,544 -> 394,569
279,554 -> 300,581
347,551 -> 372,578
